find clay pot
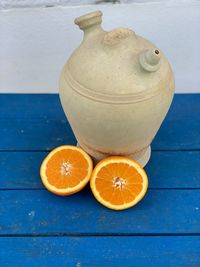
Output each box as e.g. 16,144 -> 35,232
59,11 -> 175,166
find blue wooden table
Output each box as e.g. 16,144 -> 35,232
0,94 -> 200,266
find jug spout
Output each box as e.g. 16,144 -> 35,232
139,49 -> 161,72
74,11 -> 103,38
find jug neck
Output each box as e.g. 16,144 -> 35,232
74,11 -> 104,40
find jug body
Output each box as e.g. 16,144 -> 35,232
59,11 -> 175,166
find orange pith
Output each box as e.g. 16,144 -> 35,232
40,145 -> 93,196
90,157 -> 148,210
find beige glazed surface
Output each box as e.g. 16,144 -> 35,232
59,11 -> 175,166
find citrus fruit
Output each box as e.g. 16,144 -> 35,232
40,145 -> 93,196
90,157 -> 148,210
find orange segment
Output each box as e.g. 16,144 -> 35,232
40,145 -> 93,196
90,157 -> 148,210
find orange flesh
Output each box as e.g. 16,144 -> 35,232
95,162 -> 144,205
45,149 -> 89,189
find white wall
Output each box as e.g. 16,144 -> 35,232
0,0 -> 200,93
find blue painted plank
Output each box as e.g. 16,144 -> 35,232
152,93 -> 200,150
0,151 -> 199,189
1,189 -> 199,234
0,119 -> 76,151
1,236 -> 200,267
0,94 -> 198,121
0,94 -> 199,150
0,94 -> 65,120
146,151 -> 200,188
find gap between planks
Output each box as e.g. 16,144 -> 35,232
1,233 -> 200,238
1,188 -> 200,191
0,149 -> 200,152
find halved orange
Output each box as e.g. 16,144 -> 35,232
40,145 -> 93,196
90,157 -> 148,210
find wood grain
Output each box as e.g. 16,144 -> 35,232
0,94 -> 199,266
0,151 -> 200,189
0,94 -> 199,150
1,189 -> 200,235
1,236 -> 200,267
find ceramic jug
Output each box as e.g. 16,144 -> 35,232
59,11 -> 175,166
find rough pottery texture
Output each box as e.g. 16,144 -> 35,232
59,11 -> 175,166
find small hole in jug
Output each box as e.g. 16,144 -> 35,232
155,49 -> 159,55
